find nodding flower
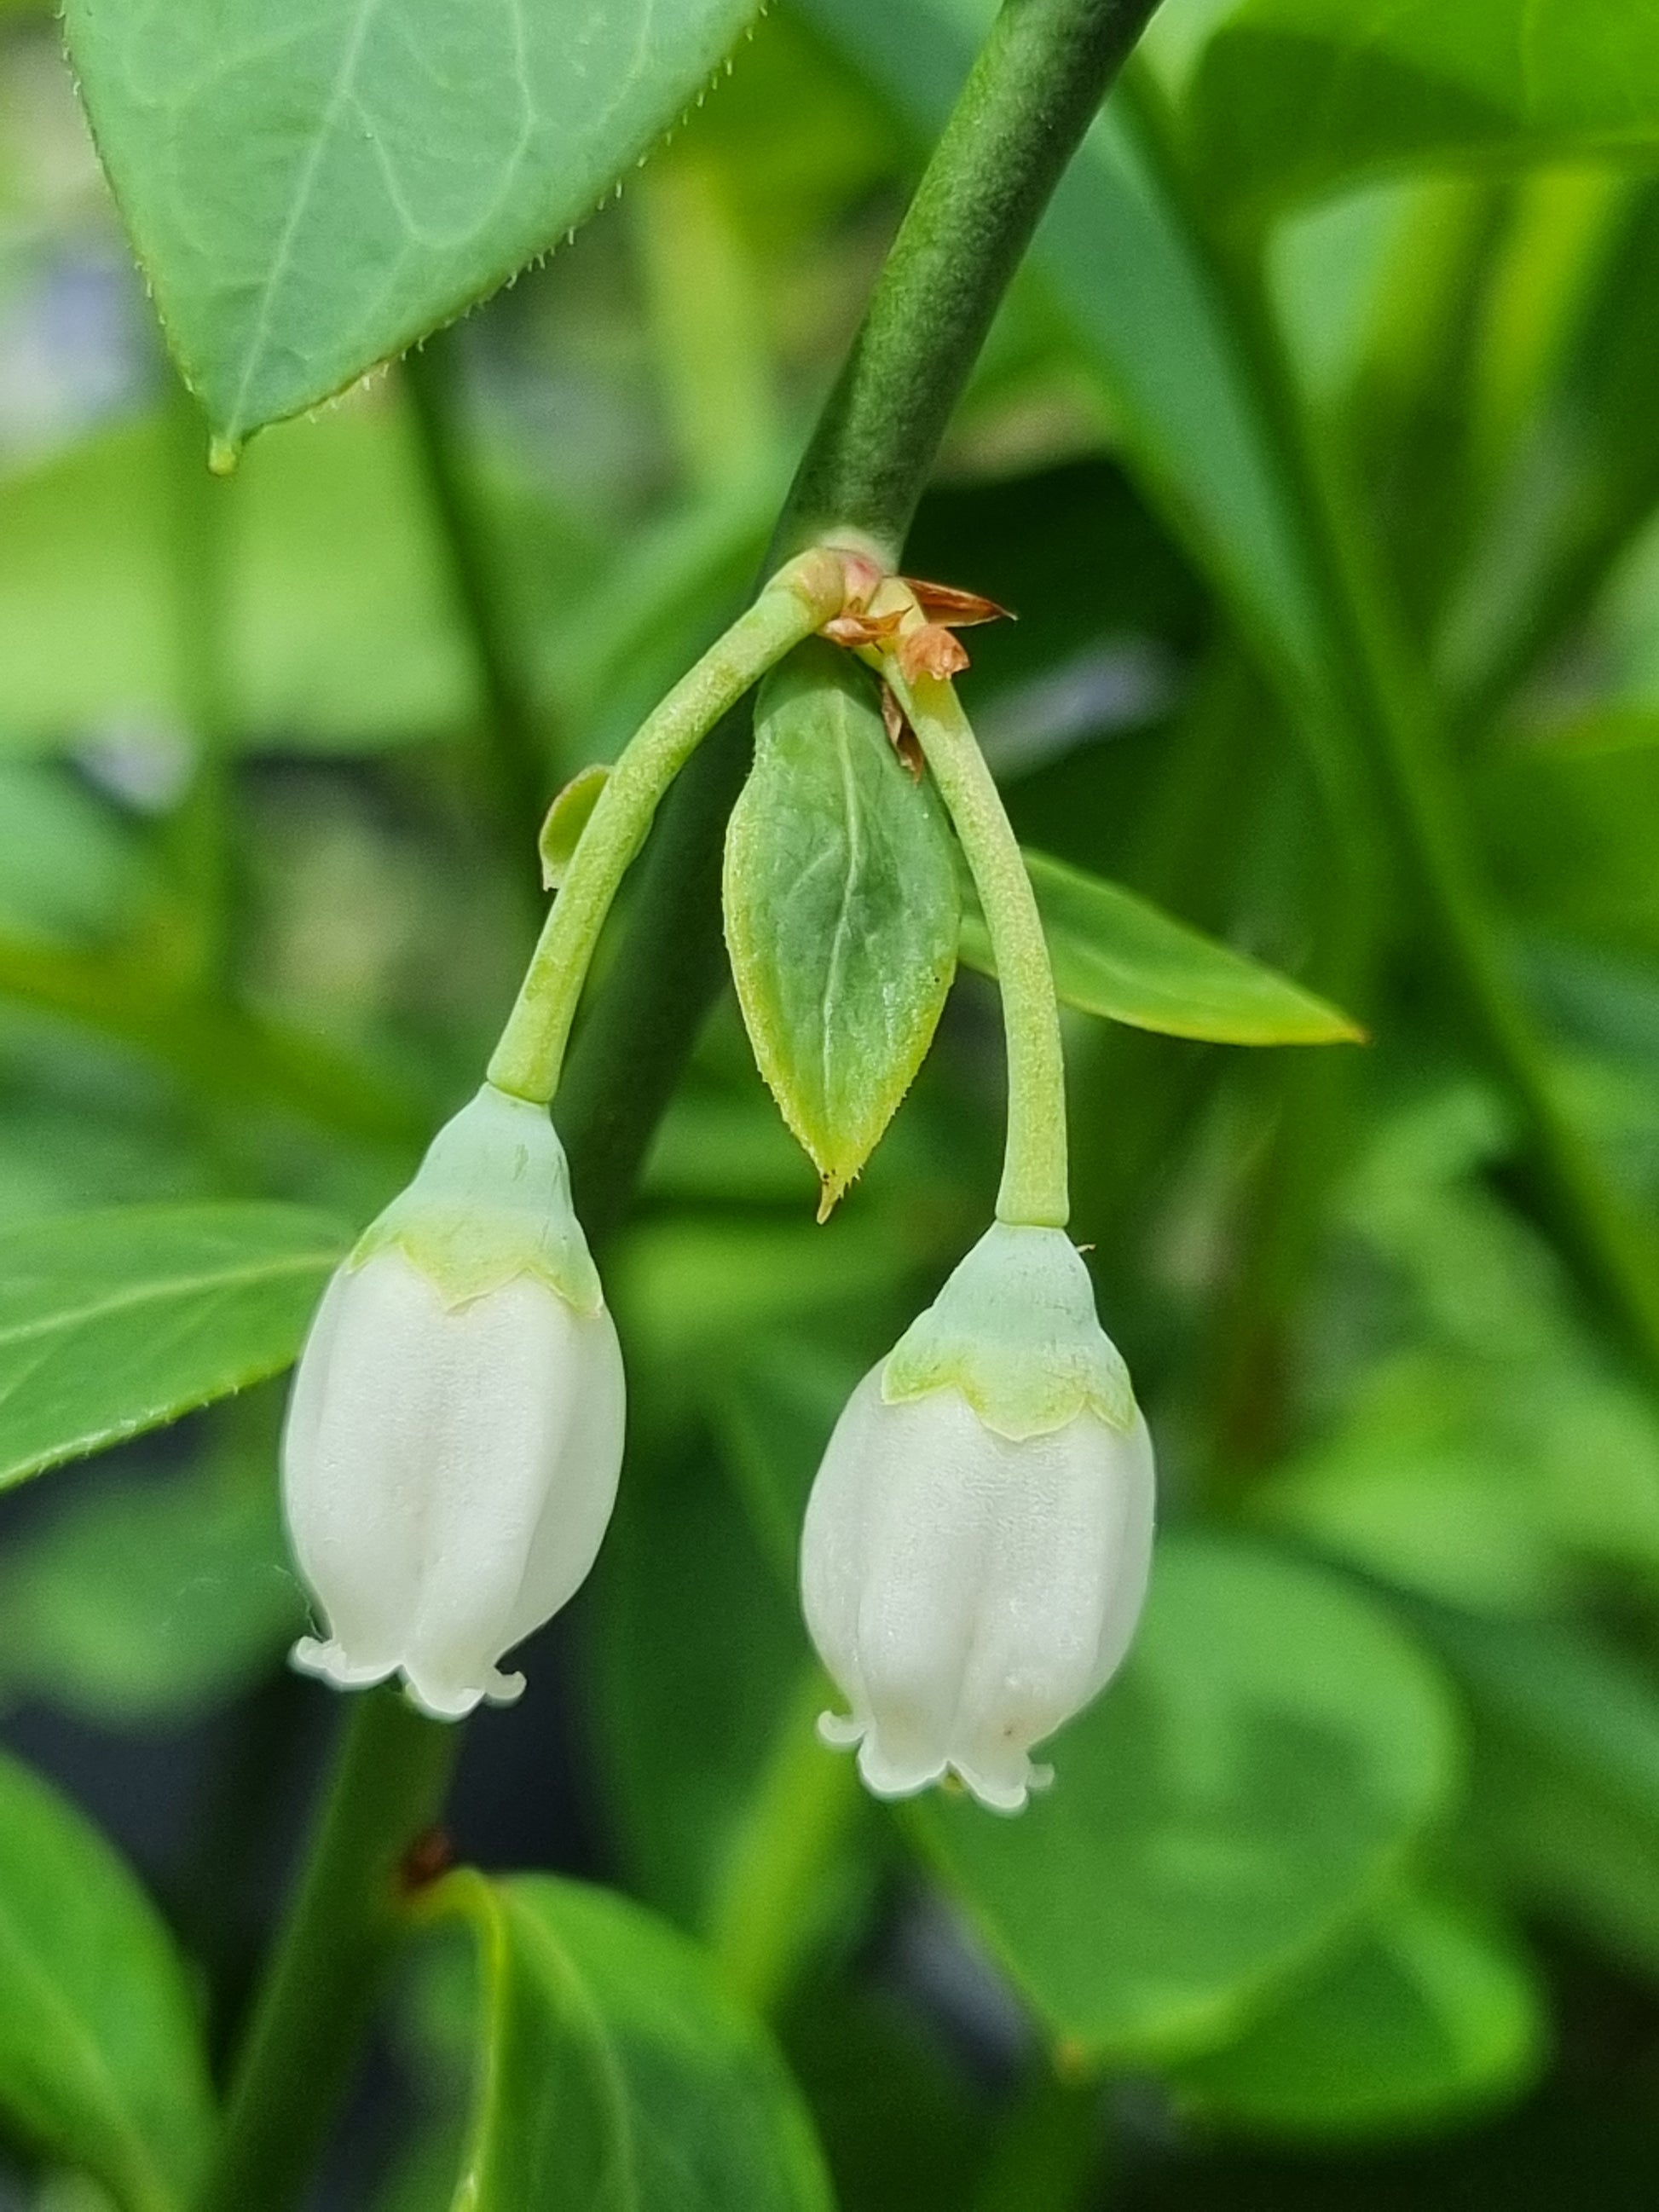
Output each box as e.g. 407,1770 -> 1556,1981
281,1083 -> 625,1720
801,1222 -> 1154,1811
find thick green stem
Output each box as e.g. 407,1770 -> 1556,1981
488,550 -> 847,1105
403,334 -> 549,887
557,0 -> 1160,1221
194,1690 -> 458,2212
787,0 -> 1163,562
887,657 -> 1069,1227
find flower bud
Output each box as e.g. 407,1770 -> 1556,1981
801,1223 -> 1153,1811
282,1083 -> 625,1720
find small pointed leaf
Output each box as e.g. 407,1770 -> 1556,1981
539,765 -> 610,891
961,847 -> 1362,1045
725,644 -> 959,1216
419,1871 -> 834,2212
64,0 -> 762,452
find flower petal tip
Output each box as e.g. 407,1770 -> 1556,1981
951,1765 -> 1033,1815
402,1664 -> 527,1723
855,1736 -> 949,1802
289,1637 -> 396,1695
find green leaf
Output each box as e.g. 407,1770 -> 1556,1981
0,1747 -> 214,2212
0,1204 -> 347,1486
594,1426 -> 815,1931
1256,1352 -> 1575,1619
593,1341 -> 873,2019
781,1978 -> 991,2212
419,1871 -> 834,2212
538,765 -> 610,891
1515,708 -> 1659,760
960,847 -> 1362,1044
725,644 -> 960,1215
910,1531 -> 1460,2066
1431,1612 -> 1659,1984
65,0 -> 762,453
1190,0 -> 1659,222
1174,1886 -> 1546,2140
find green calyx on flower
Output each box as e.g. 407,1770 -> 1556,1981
352,1083 -> 603,1317
881,1222 -> 1135,1441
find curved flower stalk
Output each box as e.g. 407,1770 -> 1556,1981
802,580 -> 1156,1810
284,1083 -> 624,1718
282,549 -> 860,1718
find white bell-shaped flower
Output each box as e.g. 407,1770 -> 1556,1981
282,1083 -> 625,1720
801,1222 -> 1154,1811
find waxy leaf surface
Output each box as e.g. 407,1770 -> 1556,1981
0,1204 -> 347,1485
64,0 -> 761,450
425,1872 -> 833,2212
0,1747 -> 214,2212
962,847 -> 1361,1045
725,645 -> 959,1214
1174,1886 -> 1545,2138
911,1533 -> 1460,2064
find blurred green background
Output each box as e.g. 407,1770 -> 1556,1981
3,0 -> 1659,2206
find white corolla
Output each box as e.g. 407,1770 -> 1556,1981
801,1222 -> 1154,1811
282,1083 -> 625,1720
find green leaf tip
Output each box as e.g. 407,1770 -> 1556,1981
539,764 -> 610,892
63,0 -> 766,447
962,847 -> 1365,1046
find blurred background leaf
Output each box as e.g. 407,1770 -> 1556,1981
1173,1885 -> 1547,2141
911,1532 -> 1461,2066
1191,0 -> 1659,224
0,1747 -> 213,2212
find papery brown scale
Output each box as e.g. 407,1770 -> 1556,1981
821,609 -> 904,649
905,578 -> 1014,628
882,684 -> 926,781
899,624 -> 972,683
